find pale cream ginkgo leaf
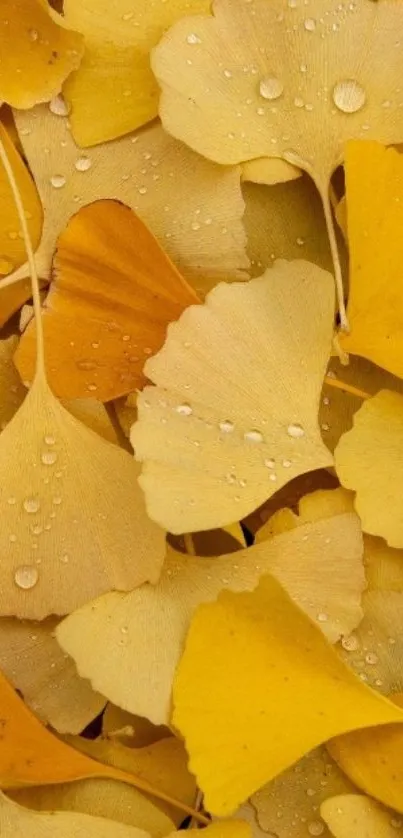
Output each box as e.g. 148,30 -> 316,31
0,616 -> 105,733
0,376 -> 165,619
131,261 -> 334,533
0,791 -> 151,838
7,106 -> 248,295
321,794 -> 402,838
153,0 -> 403,187
57,511 -> 364,726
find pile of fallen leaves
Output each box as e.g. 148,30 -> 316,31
2,0 -> 403,836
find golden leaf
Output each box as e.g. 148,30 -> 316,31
8,107 -> 248,293
63,0 -> 211,146
132,261 -> 334,533
0,616 -> 105,733
0,0 -> 83,108
321,794 -> 402,838
335,389 -> 403,547
340,141 -> 403,377
15,200 -> 199,400
172,575 -> 403,815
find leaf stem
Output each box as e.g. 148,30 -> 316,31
321,186 -> 349,332
324,376 -> 370,400
0,136 -> 45,382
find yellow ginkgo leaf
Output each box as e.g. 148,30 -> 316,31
0,375 -> 165,619
172,575 -> 403,816
338,591 -> 403,698
339,142 -> 403,377
364,536 -> 403,593
153,1 -> 403,186
321,794 -> 402,838
7,106 -> 248,294
0,616 -> 105,733
335,389 -> 403,548
320,354 -> 403,454
62,0 -> 211,146
241,157 -> 301,186
0,792 -> 151,838
0,1 -> 83,109
243,176 -> 346,278
255,486 -> 354,541
132,261 -> 334,533
63,735 -> 197,828
0,124 -> 42,291
10,781 -> 174,837
251,747 -> 355,838
328,695 -> 403,815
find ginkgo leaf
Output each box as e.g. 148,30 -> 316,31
338,591 -> 403,698
0,667 -> 203,823
251,747 -> 355,838
132,261 -> 334,533
10,781 -> 175,837
335,389 -> 403,548
153,0 -> 403,188
0,375 -> 165,619
233,804 -> 267,838
339,141 -> 403,377
243,176 -> 345,277
102,704 -> 171,748
172,575 -> 403,816
321,794 -> 402,838
57,512 -> 364,726
241,157 -> 301,186
328,695 -> 403,816
0,792 -> 151,838
62,0 -> 211,146
64,735 -> 197,827
320,354 -> 403,454
254,486 -> 354,541
0,616 -> 105,734
364,536 -> 403,593
0,123 -> 42,284
8,107 -> 248,293
0,1 -> 83,109
15,201 -> 199,400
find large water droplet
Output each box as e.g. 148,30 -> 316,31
50,174 -> 66,189
176,403 -> 193,416
308,822 -> 324,836
244,429 -> 264,443
49,95 -> 70,116
14,565 -> 39,590
23,497 -> 40,514
187,32 -> 201,44
75,155 -> 92,172
304,18 -> 316,31
332,79 -> 366,114
259,76 -> 284,100
219,420 -> 234,433
287,423 -> 305,438
41,450 -> 58,466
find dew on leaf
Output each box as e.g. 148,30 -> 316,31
332,79 -> 366,113
14,565 -> 39,590
259,76 -> 284,100
23,497 -> 41,514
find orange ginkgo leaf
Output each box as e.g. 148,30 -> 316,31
15,200 -> 199,400
0,1 -> 83,109
0,667 -> 205,823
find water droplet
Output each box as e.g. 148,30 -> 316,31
341,634 -> 359,651
49,95 -> 70,116
304,18 -> 316,31
244,429 -> 264,443
219,420 -> 234,433
269,473 -> 277,482
44,434 -> 56,445
287,423 -> 305,438
321,422 -> 330,432
60,553 -> 69,564
187,32 -> 201,44
306,788 -> 316,797
259,76 -> 284,100
41,450 -> 57,466
332,79 -> 366,113
23,497 -> 40,514
282,459 -> 292,468
121,625 -> 129,634
14,565 -> 39,590
52,496 -> 62,505
223,69 -> 232,78
294,96 -> 304,108
9,534 -> 17,543
391,817 -> 402,828
50,174 -> 66,189
365,652 -> 378,665
7,497 -> 16,505
87,383 -> 97,392
317,612 -> 328,622
30,523 -> 43,536
308,821 -> 324,836
29,28 -> 39,41
264,458 -> 275,468
75,155 -> 92,172
176,403 -> 193,416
